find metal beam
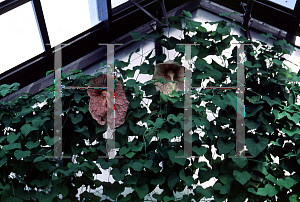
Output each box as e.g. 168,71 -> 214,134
0,0 -> 30,15
129,0 -> 168,27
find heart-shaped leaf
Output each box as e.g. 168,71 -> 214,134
232,156 -> 248,168
14,150 -> 31,160
69,113 -> 83,124
245,136 -> 268,157
134,184 -> 148,199
233,170 -> 251,185
157,128 -> 181,139
7,132 -> 21,144
26,141 -> 40,149
217,139 -> 235,154
168,150 -> 187,166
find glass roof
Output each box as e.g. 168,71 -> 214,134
112,0 -> 129,8
40,0 -> 99,47
0,1 -> 44,74
268,0 -> 297,9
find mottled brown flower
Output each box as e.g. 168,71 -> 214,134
87,74 -> 129,128
153,60 -> 185,95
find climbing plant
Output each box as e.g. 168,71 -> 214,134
1,10 -> 300,202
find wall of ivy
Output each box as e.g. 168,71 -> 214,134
1,7 -> 300,202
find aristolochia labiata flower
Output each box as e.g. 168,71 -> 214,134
153,60 -> 185,95
87,74 -> 129,128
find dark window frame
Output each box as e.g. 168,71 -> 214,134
0,0 -> 194,101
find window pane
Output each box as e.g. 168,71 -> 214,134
0,1 -> 44,75
112,0 -> 128,8
268,0 -> 296,10
40,0 -> 103,47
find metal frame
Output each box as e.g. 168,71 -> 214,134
1,0 -> 300,99
31,0 -> 51,56
209,0 -> 300,35
0,0 -> 189,89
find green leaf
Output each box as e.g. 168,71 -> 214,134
73,93 -> 81,104
157,128 -> 181,139
0,156 -> 7,168
150,175 -> 166,185
3,143 -> 21,152
277,177 -> 297,189
21,124 -> 35,137
214,182 -> 231,194
262,96 -> 280,106
168,172 -> 180,190
119,147 -> 130,155
192,146 -> 207,156
134,184 -> 149,199
186,19 -> 202,30
248,184 -> 278,197
246,96 -> 261,104
286,113 -> 300,125
260,33 -> 277,40
132,161 -> 143,171
25,141 -> 40,149
182,10 -> 192,18
273,59 -> 283,66
77,105 -> 89,114
163,196 -> 175,202
232,156 -> 248,168
15,107 -> 33,118
96,158 -> 118,170
69,113 -> 83,124
14,150 -> 31,160
143,159 -> 153,169
245,136 -> 268,157
217,139 -> 235,154
141,83 -> 156,96
60,185 -> 69,197
219,12 -> 239,17
33,156 -> 45,163
216,26 -> 230,34
195,58 -> 208,71
46,69 -> 54,76
7,132 -> 21,144
195,185 -> 213,198
154,118 -> 165,128
126,79 -> 142,87
110,168 -> 125,181
44,136 -> 54,146
125,152 -> 136,158
167,113 -> 183,123
132,142 -> 144,152
289,194 -> 300,202
246,105 -> 264,117
179,169 -> 194,187
225,91 -> 237,111
168,150 -> 187,166
233,170 -> 251,185
129,31 -> 144,41
282,126 -> 300,137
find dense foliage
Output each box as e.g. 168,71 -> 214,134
1,10 -> 300,202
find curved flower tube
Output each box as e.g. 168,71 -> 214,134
153,60 -> 185,95
87,74 -> 129,128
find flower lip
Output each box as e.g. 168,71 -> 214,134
153,60 -> 185,95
